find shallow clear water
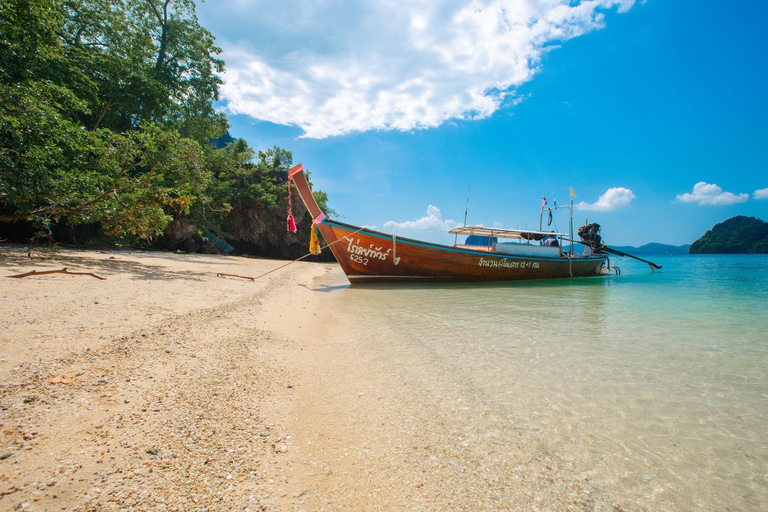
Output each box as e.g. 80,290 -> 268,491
321,254 -> 768,510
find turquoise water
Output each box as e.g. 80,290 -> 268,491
320,254 -> 768,510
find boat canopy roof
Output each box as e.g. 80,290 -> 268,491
449,225 -> 568,241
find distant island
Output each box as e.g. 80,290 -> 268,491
562,242 -> 689,255
611,243 -> 690,255
689,216 -> 768,254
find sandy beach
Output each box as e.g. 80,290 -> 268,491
0,246 -> 329,510
1,246 -> 624,511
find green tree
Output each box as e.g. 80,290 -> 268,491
189,136 -> 255,232
0,0 -> 64,84
138,0 -> 227,140
1,0 -> 334,251
0,82 -> 205,237
220,146 -> 292,210
0,0 -> 221,240
59,0 -> 225,138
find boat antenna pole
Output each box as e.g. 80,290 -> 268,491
463,183 -> 471,227
569,194 -> 574,257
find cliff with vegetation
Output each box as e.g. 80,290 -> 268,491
689,216 -> 768,254
0,0 -> 329,259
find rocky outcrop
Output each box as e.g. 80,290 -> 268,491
156,196 -> 333,261
158,219 -> 201,253
157,176 -> 336,261
225,197 -> 334,261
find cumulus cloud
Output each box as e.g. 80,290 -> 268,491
206,1 -> 637,138
384,205 -> 458,231
676,182 -> 749,206
754,188 -> 768,200
576,187 -> 636,211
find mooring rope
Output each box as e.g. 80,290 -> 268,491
246,225 -> 367,282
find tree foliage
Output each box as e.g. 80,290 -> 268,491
689,216 -> 768,254
0,0 -> 331,249
1,0 -> 214,235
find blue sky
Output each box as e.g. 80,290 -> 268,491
196,0 -> 767,246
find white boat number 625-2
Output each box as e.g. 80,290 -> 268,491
345,237 -> 396,266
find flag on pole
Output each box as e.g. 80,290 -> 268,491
569,187 -> 576,198
541,196 -> 547,210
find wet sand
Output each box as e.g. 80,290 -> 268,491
1,246 -> 611,511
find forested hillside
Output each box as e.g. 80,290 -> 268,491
0,0 -> 328,258
689,216 -> 768,254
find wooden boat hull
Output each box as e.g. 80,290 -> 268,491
289,165 -> 606,284
321,220 -> 605,283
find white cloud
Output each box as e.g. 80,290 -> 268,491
384,205 -> 458,231
576,187 -> 636,211
676,182 -> 749,206
206,1 -> 637,138
754,188 -> 768,200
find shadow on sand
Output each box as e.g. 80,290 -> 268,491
1,249 -> 249,283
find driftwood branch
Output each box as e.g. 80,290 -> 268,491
8,267 -> 107,280
216,273 -> 254,282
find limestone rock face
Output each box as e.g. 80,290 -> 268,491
156,218 -> 206,253
160,219 -> 199,252
157,187 -> 336,261
225,197 -> 333,261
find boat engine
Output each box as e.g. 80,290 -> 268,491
578,222 -> 605,249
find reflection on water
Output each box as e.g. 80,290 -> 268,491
316,255 -> 768,510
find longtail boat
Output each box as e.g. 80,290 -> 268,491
288,164 -> 611,284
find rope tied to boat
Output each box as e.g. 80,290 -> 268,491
238,225 -> 367,282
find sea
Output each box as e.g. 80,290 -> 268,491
315,254 -> 768,511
